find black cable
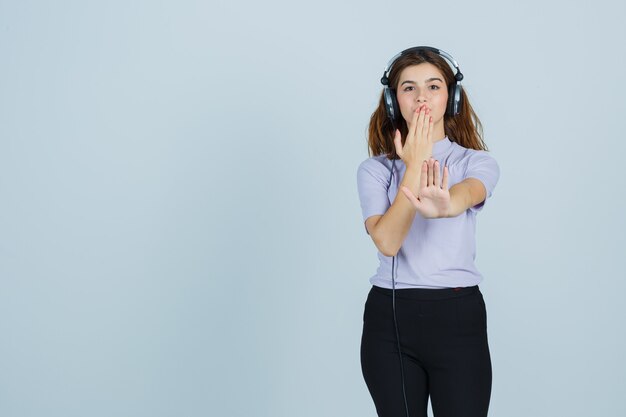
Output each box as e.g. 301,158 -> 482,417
392,256 -> 410,417
389,158 -> 410,417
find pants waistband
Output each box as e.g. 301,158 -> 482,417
371,284 -> 479,301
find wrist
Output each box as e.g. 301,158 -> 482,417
400,166 -> 422,191
446,190 -> 462,218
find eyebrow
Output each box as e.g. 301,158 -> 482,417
400,77 -> 444,86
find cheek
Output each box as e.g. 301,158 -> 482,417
397,94 -> 414,111
434,94 -> 448,111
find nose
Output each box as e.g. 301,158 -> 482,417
414,87 -> 430,102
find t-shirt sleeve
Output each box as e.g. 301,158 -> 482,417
357,158 -> 392,234
464,151 -> 500,214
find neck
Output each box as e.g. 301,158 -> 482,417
432,131 -> 447,142
432,120 -> 446,141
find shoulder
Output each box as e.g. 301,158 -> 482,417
449,142 -> 499,171
357,155 -> 395,178
356,155 -> 399,191
358,154 -> 393,170
453,144 -> 501,198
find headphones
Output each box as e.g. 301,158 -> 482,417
380,46 -> 464,128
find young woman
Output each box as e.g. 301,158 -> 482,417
357,46 -> 500,417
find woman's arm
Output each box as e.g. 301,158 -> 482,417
367,165 -> 487,255
365,106 -> 435,256
366,166 -> 422,257
447,178 -> 487,217
399,159 -> 488,219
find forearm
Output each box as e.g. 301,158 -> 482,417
446,182 -> 474,218
371,166 -> 422,257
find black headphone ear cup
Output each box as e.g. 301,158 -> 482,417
390,90 -> 400,125
384,87 -> 400,126
446,84 -> 457,116
446,83 -> 463,116
456,86 -> 463,115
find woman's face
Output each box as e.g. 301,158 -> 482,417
396,63 -> 448,129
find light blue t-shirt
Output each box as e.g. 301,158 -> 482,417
356,136 -> 500,289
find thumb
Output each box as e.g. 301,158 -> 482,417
393,129 -> 402,156
401,186 -> 421,207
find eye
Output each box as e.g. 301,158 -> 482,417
429,85 -> 440,90
403,86 -> 414,92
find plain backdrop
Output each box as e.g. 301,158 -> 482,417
1,0 -> 625,416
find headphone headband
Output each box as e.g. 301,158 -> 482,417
381,46 -> 463,86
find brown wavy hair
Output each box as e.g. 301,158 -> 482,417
367,49 -> 489,158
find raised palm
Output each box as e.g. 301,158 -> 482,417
401,158 -> 451,219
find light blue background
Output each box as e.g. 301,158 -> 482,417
1,1 -> 624,416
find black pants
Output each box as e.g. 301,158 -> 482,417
360,285 -> 492,417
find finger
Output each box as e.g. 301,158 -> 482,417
423,116 -> 434,156
401,186 -> 421,207
420,160 -> 428,189
420,109 -> 430,140
442,165 -> 449,190
434,160 -> 440,187
427,158 -> 434,186
426,115 -> 434,144
416,107 -> 426,142
408,107 -> 420,140
393,129 -> 403,157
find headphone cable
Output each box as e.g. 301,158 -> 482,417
392,256 -> 410,417
390,157 -> 410,417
